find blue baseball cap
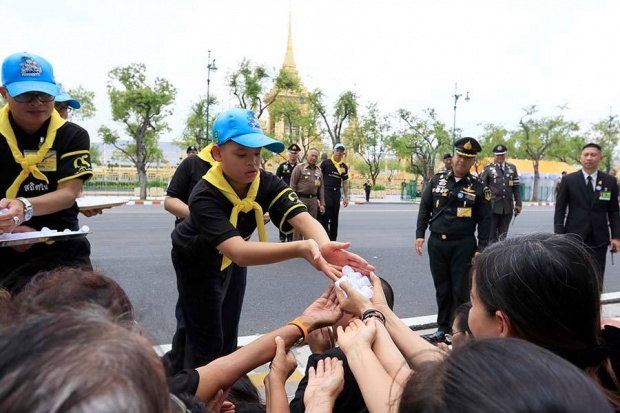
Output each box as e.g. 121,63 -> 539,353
1,52 -> 58,97
55,83 -> 81,109
213,108 -> 284,153
334,143 -> 345,150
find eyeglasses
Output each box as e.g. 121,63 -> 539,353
444,330 -> 468,344
55,104 -> 73,113
12,92 -> 55,103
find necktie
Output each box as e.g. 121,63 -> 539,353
586,175 -> 594,202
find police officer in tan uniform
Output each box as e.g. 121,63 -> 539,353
480,144 -> 522,243
290,148 -> 324,240
415,138 -> 491,343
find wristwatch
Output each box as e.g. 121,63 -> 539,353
16,197 -> 33,222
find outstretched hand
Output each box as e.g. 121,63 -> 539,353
336,272 -> 389,316
300,239 -> 341,282
337,318 -> 378,355
320,241 -> 375,275
267,336 -> 298,383
304,357 -> 345,408
299,285 -> 343,331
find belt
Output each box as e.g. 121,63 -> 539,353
325,187 -> 340,192
298,194 -> 317,199
430,232 -> 473,241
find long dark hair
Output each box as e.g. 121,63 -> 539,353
399,338 -> 613,413
473,233 -> 620,406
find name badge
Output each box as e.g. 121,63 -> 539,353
24,150 -> 57,172
315,180 -> 321,186
508,180 -> 514,186
457,207 -> 472,218
600,191 -> 612,201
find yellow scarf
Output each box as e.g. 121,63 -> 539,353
204,163 -> 266,270
197,143 -> 217,166
331,155 -> 345,175
0,104 -> 66,198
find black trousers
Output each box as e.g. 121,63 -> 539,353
428,233 -> 477,332
489,212 -> 513,243
322,189 -> 341,241
171,248 -> 247,370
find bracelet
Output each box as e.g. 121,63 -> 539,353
361,309 -> 385,325
287,319 -> 309,345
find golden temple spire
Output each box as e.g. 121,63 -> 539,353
283,11 -> 296,69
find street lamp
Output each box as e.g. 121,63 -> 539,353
204,50 -> 218,146
451,83 -> 470,150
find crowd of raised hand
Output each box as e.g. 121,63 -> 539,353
0,232 -> 619,412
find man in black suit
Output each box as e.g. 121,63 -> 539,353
554,143 -> 620,280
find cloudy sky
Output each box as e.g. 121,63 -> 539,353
4,0 -> 620,143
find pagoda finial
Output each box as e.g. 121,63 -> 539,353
284,11 -> 296,69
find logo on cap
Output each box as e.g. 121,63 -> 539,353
464,140 -> 472,150
19,57 -> 43,78
247,113 -> 262,132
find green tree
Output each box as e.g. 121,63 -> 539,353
227,58 -> 298,119
343,102 -> 391,186
309,89 -> 358,148
67,85 -> 96,121
517,105 -> 580,201
389,108 -> 450,193
98,63 -> 176,200
172,95 -> 217,150
586,116 -> 620,172
269,98 -> 324,161
89,143 -> 103,166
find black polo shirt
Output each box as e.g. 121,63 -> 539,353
0,114 -> 93,231
172,169 -> 307,270
320,159 -> 348,189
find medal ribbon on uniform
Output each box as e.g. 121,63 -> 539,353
0,104 -> 65,198
204,163 -> 266,270
197,143 -> 217,166
330,155 -> 345,175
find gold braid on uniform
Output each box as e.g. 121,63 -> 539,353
197,143 -> 217,166
0,104 -> 66,198
204,163 -> 266,271
330,155 -> 345,175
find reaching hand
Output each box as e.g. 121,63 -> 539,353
299,285 -> 343,331
335,272 -> 388,316
337,318 -> 378,355
304,357 -> 345,409
266,336 -> 298,383
300,239 -> 342,281
320,241 -> 375,275
335,279 -> 373,317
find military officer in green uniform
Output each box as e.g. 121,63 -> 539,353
275,143 -> 300,242
480,144 -> 522,243
415,138 -> 491,344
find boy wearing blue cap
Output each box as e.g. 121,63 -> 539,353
54,83 -> 81,120
170,108 -> 373,370
0,52 -> 93,292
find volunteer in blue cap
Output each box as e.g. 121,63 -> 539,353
169,108 -> 374,369
320,142 -> 350,241
0,52 -> 93,293
54,83 -> 81,120
415,137 -> 491,344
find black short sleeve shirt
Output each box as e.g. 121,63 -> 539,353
320,159 -> 348,189
0,115 -> 93,230
172,169 -> 307,270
